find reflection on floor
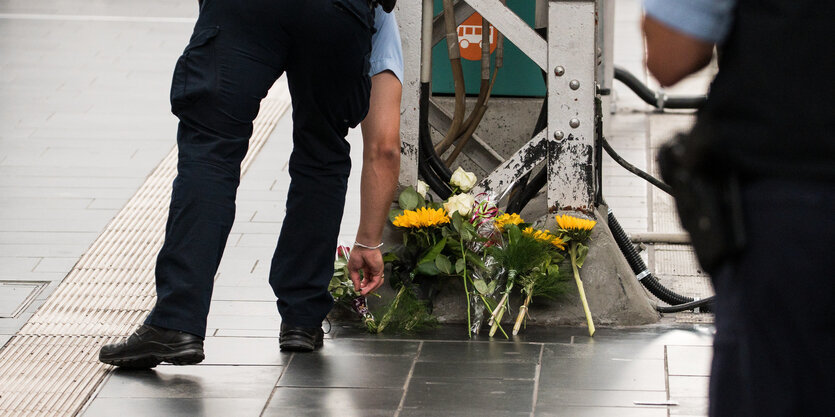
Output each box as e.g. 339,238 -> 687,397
82,323 -> 713,417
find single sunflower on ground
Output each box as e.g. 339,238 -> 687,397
555,214 -> 597,241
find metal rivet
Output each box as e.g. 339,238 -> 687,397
569,80 -> 580,90
553,130 -> 565,140
569,119 -> 580,128
554,66 -> 565,76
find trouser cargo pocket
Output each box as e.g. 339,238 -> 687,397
171,26 -> 220,115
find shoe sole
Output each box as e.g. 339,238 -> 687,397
279,339 -> 324,353
100,349 -> 205,369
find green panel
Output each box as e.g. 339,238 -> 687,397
431,0 -> 545,97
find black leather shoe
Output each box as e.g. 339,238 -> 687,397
99,324 -> 204,369
279,323 -> 324,352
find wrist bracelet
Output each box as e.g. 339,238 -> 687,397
354,241 -> 384,250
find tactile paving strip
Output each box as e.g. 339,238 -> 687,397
0,84 -> 291,417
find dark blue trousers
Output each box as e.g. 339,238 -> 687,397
709,179 -> 835,416
145,0 -> 373,337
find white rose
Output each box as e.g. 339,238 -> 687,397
443,193 -> 475,217
416,180 -> 429,199
449,167 -> 478,192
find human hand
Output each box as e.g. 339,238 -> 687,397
347,246 -> 385,296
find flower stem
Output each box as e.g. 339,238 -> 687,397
513,291 -> 532,335
460,240 -> 472,339
469,283 -> 507,338
570,243 -> 595,337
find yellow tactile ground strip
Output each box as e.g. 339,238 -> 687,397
0,84 -> 291,417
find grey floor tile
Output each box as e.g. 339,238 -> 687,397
32,257 -> 79,273
536,388 -> 666,409
213,329 -> 282,338
412,360 -> 536,380
667,345 -> 713,376
535,406 -> 669,417
207,300 -> 277,316
263,387 -> 401,416
0,256 -> 40,273
403,377 -> 534,413
201,336 -> 288,366
278,354 -> 414,389
539,357 -> 666,391
542,341 -> 665,361
668,375 -> 710,398
670,396 -> 709,416
315,339 -> 420,357
264,409 -> 395,417
96,365 -> 281,399
82,398 -> 265,417
211,285 -> 275,302
205,314 -> 281,331
400,411 -> 529,417
417,341 -> 542,363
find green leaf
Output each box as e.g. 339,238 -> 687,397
576,243 -> 589,268
435,254 -> 453,275
451,211 -> 463,232
464,251 -> 486,270
472,279 -> 488,295
508,224 -> 522,244
398,187 -> 421,210
416,261 -> 439,276
487,280 -> 498,294
383,252 -> 399,263
455,258 -> 466,274
418,237 -> 447,265
548,264 -> 560,278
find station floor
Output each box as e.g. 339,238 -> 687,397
0,0 -> 716,416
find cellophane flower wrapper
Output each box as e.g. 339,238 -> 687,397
468,193 -> 502,252
329,243 -> 378,332
469,254 -> 505,334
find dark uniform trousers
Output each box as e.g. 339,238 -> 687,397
709,180 -> 835,416
145,0 -> 374,337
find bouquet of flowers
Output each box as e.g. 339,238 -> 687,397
328,245 -> 378,332
329,166 -> 600,338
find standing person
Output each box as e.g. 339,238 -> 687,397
99,1 -> 402,368
643,0 -> 835,416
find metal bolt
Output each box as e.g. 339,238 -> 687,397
553,130 -> 565,140
554,66 -> 565,77
569,119 -> 580,128
569,80 -> 580,90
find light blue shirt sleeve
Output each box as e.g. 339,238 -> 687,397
644,0 -> 737,44
369,6 -> 404,84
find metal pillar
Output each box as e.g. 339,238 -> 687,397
546,0 -> 598,215
396,0 -> 423,187
402,0 -> 603,218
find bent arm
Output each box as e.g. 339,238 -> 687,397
355,70 -> 402,249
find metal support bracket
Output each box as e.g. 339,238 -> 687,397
547,0 -> 598,215
471,130 -> 548,197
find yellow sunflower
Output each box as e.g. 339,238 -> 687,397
494,213 -> 524,232
392,207 -> 450,228
550,235 -> 566,250
523,227 -> 557,243
555,214 -> 597,242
